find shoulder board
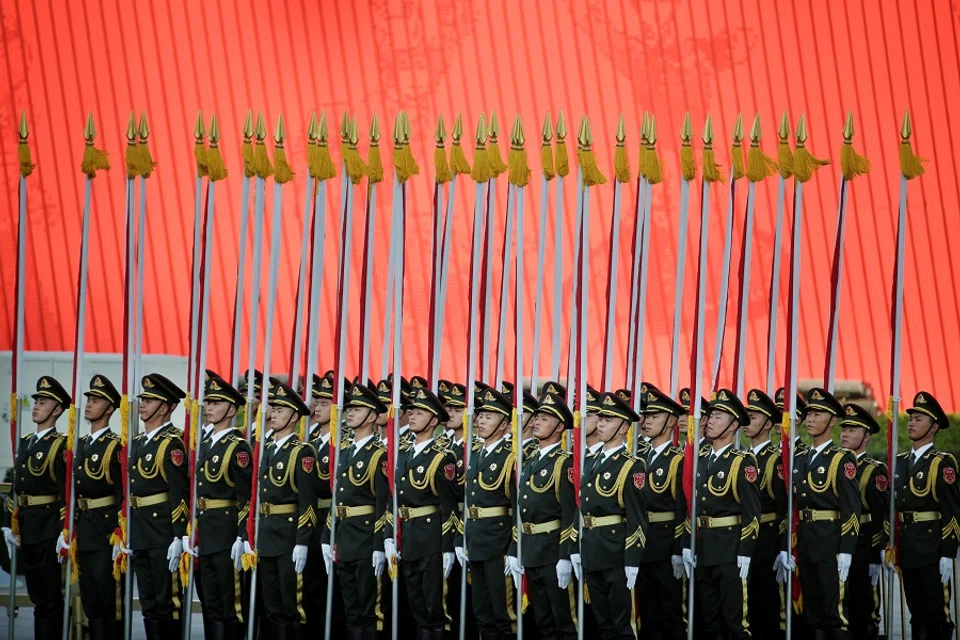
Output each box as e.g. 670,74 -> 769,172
667,445 -> 684,456
472,441 -> 483,452
555,449 -> 571,458
897,451 -> 910,459
340,441 -> 352,451
431,442 -> 448,454
935,451 -> 958,465
104,431 -> 120,441
829,445 -> 844,453
863,456 -> 883,468
617,451 -> 638,462
20,433 -> 30,441
372,438 -> 386,451
53,432 -> 66,440
399,439 -> 413,452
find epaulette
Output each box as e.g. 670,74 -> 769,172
104,431 -> 120,441
615,450 -> 637,462
668,445 -> 684,456
862,456 -> 884,468
431,441 -> 449,454
20,433 -> 31,441
897,450 -> 910,459
340,440 -> 352,451
935,451 -> 958,465
555,448 -> 571,458
436,433 -> 452,448
698,443 -> 712,456
399,438 -> 413,452
372,438 -> 386,451
472,441 -> 483,453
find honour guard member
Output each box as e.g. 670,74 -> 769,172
582,385 -> 604,459
239,369 -> 264,434
678,388 -> 711,454
688,389 -> 760,640
186,373 -> 252,639
321,382 -> 390,639
896,392 -> 960,640
787,387 -> 860,639
256,378 -> 318,636
2,376 -> 69,637
129,373 -> 188,638
775,386 -> 809,455
573,391 -> 646,639
376,375 -> 413,448
455,387 -> 518,639
837,403 -> 888,640
73,375 -> 124,640
509,391 -> 577,640
636,386 -> 687,640
384,386 -> 458,639
743,389 -> 787,639
501,381 -> 541,462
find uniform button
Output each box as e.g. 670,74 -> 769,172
198,482 -> 203,486
289,518 -> 294,522
365,520 -> 370,525
584,497 -> 589,502
587,483 -> 592,488
340,488 -> 344,492
701,498 -> 706,502
342,473 -> 347,478
400,491 -> 404,495
801,493 -> 806,498
611,530 -> 616,534
522,508 -> 527,513
426,518 -> 431,523
471,492 -> 476,496
152,513 -> 157,518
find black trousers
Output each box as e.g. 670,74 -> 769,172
747,557 -> 782,639
584,567 -> 635,639
21,539 -> 63,628
338,556 -> 383,631
846,564 -> 881,637
258,554 -> 304,626
403,552 -> 448,630
132,547 -> 181,623
525,563 -> 577,639
902,564 -> 955,635
470,555 -> 515,634
798,557 -> 848,630
695,563 -> 748,639
302,548 -> 346,639
198,551 -> 245,624
77,548 -> 123,623
444,561 -> 478,640
637,559 -> 684,638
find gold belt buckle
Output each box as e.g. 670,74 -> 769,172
521,522 -> 535,535
197,498 -> 209,510
698,516 -> 711,528
262,504 -> 273,517
336,506 -> 348,518
399,507 -> 411,520
77,498 -> 89,510
130,496 -> 140,509
467,507 -> 480,520
582,516 -> 594,529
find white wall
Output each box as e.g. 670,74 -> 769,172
0,351 -> 189,472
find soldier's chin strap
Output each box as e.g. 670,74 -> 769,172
647,415 -> 675,443
847,427 -> 870,453
140,401 -> 165,427
87,404 -> 113,426
807,416 -> 836,440
34,402 -> 60,428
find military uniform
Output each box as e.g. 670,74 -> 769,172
11,376 -> 69,638
73,375 -> 125,639
510,391 -> 578,639
130,374 -> 189,637
790,388 -> 860,634
195,374 -> 253,638
896,392 -> 960,639
579,392 -> 647,639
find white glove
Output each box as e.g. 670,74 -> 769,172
837,552 -> 852,582
504,555 -> 523,589
455,546 -> 468,567
570,553 -> 582,581
869,564 -> 882,587
556,559 -> 572,588
671,555 -> 684,580
625,565 -> 638,590
321,543 -> 334,573
2,527 -> 19,560
292,544 -> 308,574
681,548 -> 696,578
55,531 -> 70,564
372,550 -> 386,577
940,557 -> 953,584
774,550 -> 796,584
384,538 -> 400,565
737,555 -> 751,580
230,537 -> 244,570
181,535 -> 197,558
166,537 -> 182,573
443,552 -> 455,579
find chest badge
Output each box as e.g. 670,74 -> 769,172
91,454 -> 99,462
36,451 -> 43,460
212,455 -> 220,464
717,470 -> 725,479
356,460 -> 364,469
277,461 -> 284,470
490,463 -> 498,472
322,456 -> 329,464
916,471 -> 924,481
145,454 -> 153,462
816,466 -> 825,475
603,471 -> 611,480
540,469 -> 548,477
416,465 -> 425,474
656,468 -> 664,476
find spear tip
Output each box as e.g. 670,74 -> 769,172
393,112 -> 403,145
274,113 -> 285,144
640,111 -> 650,142
318,111 -> 329,142
85,112 -> 96,142
702,114 -> 714,145
127,111 -> 138,143
243,110 -> 254,139
648,115 -> 658,145
541,112 -> 553,142
474,113 -> 487,144
556,111 -> 567,139
452,112 -> 463,142
512,114 -> 525,145
750,113 -> 762,143
680,111 -> 692,143
139,111 -> 150,139
489,111 -> 500,137
194,110 -> 205,141
307,112 -> 318,141
778,109 -> 790,141
843,110 -> 855,141
18,109 -> 28,140
901,110 -> 912,140
209,114 -> 221,143
255,112 -> 267,140
732,112 -> 744,143
340,109 -> 350,140
349,116 -> 359,145
577,116 -> 589,147
435,113 -> 446,144
795,114 -> 808,144
370,113 -> 381,143
402,111 -> 411,140
616,113 -> 626,143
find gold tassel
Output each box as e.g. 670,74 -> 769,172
252,142 -> 274,179
205,144 -> 228,182
508,146 -> 530,187
388,556 -> 399,580
242,551 -> 258,571
393,147 -> 407,184
194,142 -> 208,178
307,141 -> 320,179
644,147 -> 664,185
367,146 -> 384,185
242,140 -> 254,178
401,145 -> 420,184
273,148 -> 295,184
487,139 -> 508,177
179,551 -> 190,586
470,145 -> 493,184
19,142 -> 35,177
554,140 -> 569,178
10,508 -> 19,539
793,147 -> 830,183
614,145 -> 630,184
777,142 -> 794,179
577,149 -> 607,187
521,591 -> 529,614
434,147 -> 453,185
899,141 -> 927,180
746,145 -> 778,183
67,405 -> 77,451
680,145 -> 697,182
686,416 -> 695,445
112,552 -> 127,581
189,398 -> 199,452
781,412 -> 791,440
701,149 -> 725,183
840,142 -> 871,181
81,145 -> 111,179
8,394 -> 16,424
299,416 -> 307,441
138,143 -> 156,179
511,408 -> 519,457
69,536 -> 79,584
584,582 -> 591,604
450,143 -> 471,176
731,143 -> 746,180
120,395 -> 129,447
315,144 -> 337,182
540,144 -> 555,181
125,142 -> 139,179
344,148 -> 366,186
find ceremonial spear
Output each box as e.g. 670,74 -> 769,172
427,115 -> 452,389
358,115 -> 384,389
765,112 -> 793,395
624,113 -> 650,397
184,113 -> 207,445
229,113 -> 255,391
60,113 -> 110,639
491,112 -> 514,390
529,113 -> 555,396
7,110 -> 34,640
550,113 -> 569,384
684,116 -> 722,640
481,112 -> 507,384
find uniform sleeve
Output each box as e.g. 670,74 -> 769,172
673,455 -> 687,556
165,437 -> 189,539
373,449 -> 389,553
624,459 -> 648,567
736,454 -> 761,559
56,437 -> 67,528
936,454 -> 960,560
232,440 -> 254,541
836,451 -> 862,556
560,455 -> 576,560
770,452 -> 789,546
438,451 -> 458,554
864,464 -> 889,560
295,444 -> 319,547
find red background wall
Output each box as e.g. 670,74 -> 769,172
1,0 -> 958,409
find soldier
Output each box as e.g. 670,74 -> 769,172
636,386 -> 687,640
743,388 -> 787,640
678,388 -> 711,454
182,372 -> 252,639
837,403 -> 888,640
501,381 -> 540,462
896,392 -> 960,640
685,389 -> 760,640
376,375 -> 414,448
238,369 -> 264,435
129,373 -> 188,638
572,391 -> 646,639
455,387 -> 518,639
383,386 -> 458,638
508,391 -> 577,639
321,382 -> 390,639
1,376 -> 69,638
785,387 -> 860,639
255,378 -> 318,636
582,385 -> 604,459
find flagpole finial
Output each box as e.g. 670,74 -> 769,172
474,113 -> 488,146
318,111 -> 329,143
452,113 -> 463,143
556,111 -> 567,139
435,113 -> 447,146
308,112 -> 318,142
127,112 -> 138,144
209,114 -> 221,143
648,115 -> 658,146
489,111 -> 500,139
749,114 -> 762,145
778,110 -> 790,142
616,114 -> 626,145
349,116 -> 359,146
541,112 -> 553,143
901,110 -> 912,141
681,112 -> 692,144
732,113 -> 744,144
577,116 -> 590,149
393,113 -> 403,148
370,113 -> 381,145
194,111 -> 205,142
138,112 -> 150,140
702,114 -> 714,147
274,114 -> 286,147
18,109 -> 28,141
640,111 -> 650,143
340,109 -> 350,143
256,113 -> 267,142
243,111 -> 254,141
840,110 -> 854,142
795,114 -> 808,146
512,114 -> 525,146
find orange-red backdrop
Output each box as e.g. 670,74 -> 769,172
1,0 -> 959,410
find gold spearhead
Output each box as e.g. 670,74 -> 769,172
452,113 -> 463,142
256,112 -> 267,141
556,111 -> 567,139
577,116 -> 589,148
318,111 -> 329,142
340,110 -> 350,141
307,112 -> 318,142
648,115 -> 658,146
702,114 -> 714,147
243,111 -> 254,140
85,112 -> 96,143
489,111 -> 500,139
127,112 -> 138,143
18,110 -> 28,141
750,114 -> 761,144
402,111 -> 411,142
640,111 -> 650,143
512,114 -> 525,146
778,110 -> 790,142
139,112 -> 150,140
435,113 -> 447,145
274,114 -> 286,146
475,113 -> 487,145
393,113 -> 403,147
732,113 -> 744,144
209,114 -> 221,143
194,110 -> 205,142
616,114 -> 626,145
541,112 -> 553,143
349,116 -> 359,146
795,114 -> 808,145
843,110 -> 854,141
901,110 -> 912,140
680,112 -> 692,144
370,113 -> 381,145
